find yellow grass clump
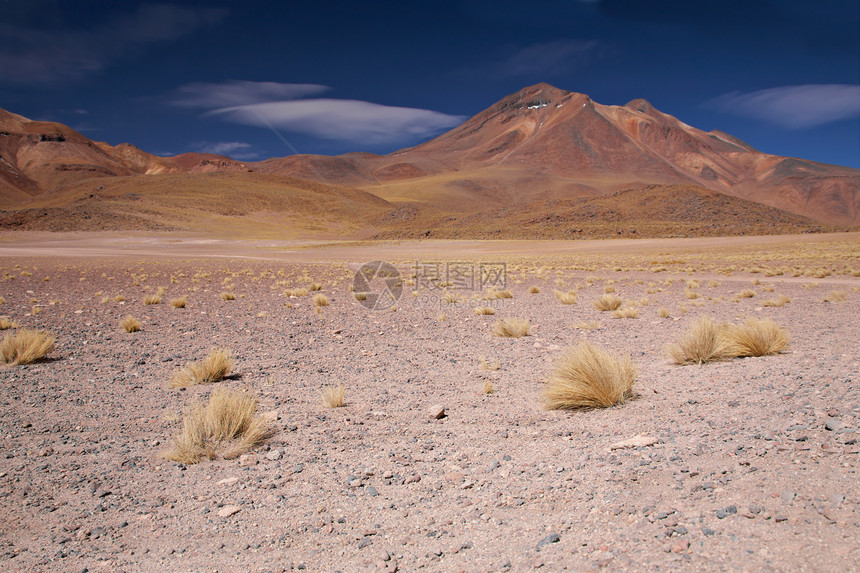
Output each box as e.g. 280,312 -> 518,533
308,282 -> 323,291
612,307 -> 639,319
665,316 -> 735,365
144,294 -> 161,305
492,318 -> 530,338
1,329 -> 55,365
285,287 -> 309,297
478,355 -> 499,370
220,292 -> 236,301
542,340 -> 636,410
121,315 -> 142,333
737,289 -> 756,298
114,295 -> 126,302
722,317 -> 790,357
313,293 -> 330,307
762,294 -> 791,307
474,306 -> 496,315
170,297 -> 187,308
482,380 -> 495,394
824,290 -> 847,303
554,290 -> 578,305
353,292 -> 368,301
593,293 -> 623,311
529,286 -> 541,294
0,317 -> 19,330
162,388 -> 272,464
170,347 -> 234,388
657,307 -> 670,318
321,385 -> 345,408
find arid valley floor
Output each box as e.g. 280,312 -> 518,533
1,232 -> 858,572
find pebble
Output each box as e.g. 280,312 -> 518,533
239,454 -> 258,467
780,490 -> 795,504
265,449 -> 282,461
609,435 -> 657,450
536,532 -> 560,549
428,404 -> 446,419
217,505 -> 241,518
366,486 -> 379,497
701,526 -> 716,536
824,419 -> 844,431
218,477 -> 240,486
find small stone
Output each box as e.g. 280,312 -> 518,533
749,504 -> 763,514
716,509 -> 728,519
292,464 -> 304,474
239,454 -> 258,467
217,505 -> 241,518
218,477 -> 240,486
780,490 -> 795,504
536,532 -> 560,549
672,539 -> 689,553
701,526 -> 716,536
405,474 -> 421,484
774,514 -> 788,522
609,435 -> 657,450
265,449 -> 282,461
444,472 -> 464,483
824,419 -> 844,431
366,486 -> 379,497
428,404 -> 446,419
358,538 -> 372,549
378,550 -> 390,561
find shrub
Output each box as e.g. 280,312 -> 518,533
353,292 -> 368,301
171,347 -> 234,388
762,294 -> 790,307
144,294 -> 161,305
308,282 -> 323,291
665,316 -> 734,365
483,380 -> 495,394
443,291 -> 460,303
114,295 -> 126,302
593,294 -> 622,311
722,317 -> 790,357
612,307 -> 639,319
121,315 -> 142,332
529,286 -> 541,294
657,307 -> 670,318
162,388 -> 271,464
321,385 -> 345,408
0,329 -> 55,365
824,290 -> 847,303
478,355 -> 499,370
220,292 -> 236,301
313,293 -> 330,307
542,340 -> 636,410
0,317 -> 19,330
170,297 -> 187,308
492,318 -> 530,338
737,289 -> 756,298
554,290 -> 578,305
474,306 -> 495,315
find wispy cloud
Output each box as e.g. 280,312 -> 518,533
707,84 -> 860,129
209,99 -> 465,144
172,81 -> 329,108
172,80 -> 465,145
497,40 -> 599,77
191,141 -> 259,160
0,4 -> 227,85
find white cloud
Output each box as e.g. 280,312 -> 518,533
209,99 -> 466,144
0,4 -> 227,85
172,81 -> 330,108
193,141 -> 252,156
707,84 -> 860,129
498,40 -> 598,77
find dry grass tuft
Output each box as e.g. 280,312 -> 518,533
285,287 -> 309,297
492,318 -> 530,338
478,355 -> 499,370
170,297 -> 187,308
573,320 -> 600,330
474,306 -> 496,315
443,291 -> 460,304
665,316 -> 734,365
353,292 -> 368,301
312,293 -> 330,307
0,317 -> 19,330
1,329 -> 55,365
121,315 -> 142,333
612,307 -> 639,319
143,294 -> 162,305
482,380 -> 495,394
528,286 -> 541,294
114,295 -> 126,302
762,294 -> 791,307
542,340 -> 636,410
170,347 -> 234,388
321,385 -> 345,408
824,290 -> 847,303
554,290 -> 578,305
722,317 -> 790,357
220,292 -> 236,301
162,387 -> 271,464
737,289 -> 756,298
657,307 -> 670,318
593,293 -> 623,311
308,282 -> 324,291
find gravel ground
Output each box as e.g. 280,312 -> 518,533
0,252 -> 858,572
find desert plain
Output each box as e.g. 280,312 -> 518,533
0,231 -> 858,572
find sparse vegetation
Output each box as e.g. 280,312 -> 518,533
554,290 -> 578,304
220,292 -> 236,301
542,340 -> 636,410
612,307 -> 639,319
737,289 -> 756,298
492,318 -> 530,338
313,293 -> 330,307
0,317 -> 19,330
478,355 -> 499,370
170,297 -> 187,308
573,320 -> 600,330
593,293 -> 623,311
665,316 -> 734,365
170,347 -> 234,388
529,286 -> 541,294
144,294 -> 162,305
121,315 -> 142,332
353,292 -> 368,301
474,306 -> 496,315
667,315 -> 790,365
722,317 -> 790,357
321,385 -> 345,408
657,307 -> 670,318
824,290 -> 847,303
762,294 -> 791,307
162,387 -> 272,464
482,380 -> 495,394
1,329 -> 55,365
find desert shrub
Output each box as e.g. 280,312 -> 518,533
312,293 -> 330,307
353,292 -> 368,301
0,329 -> 55,365
321,385 -> 345,408
542,340 -> 636,410
722,317 -> 790,357
483,380 -> 495,394
114,295 -> 126,302
604,285 -> 616,294
492,318 -> 530,338
554,290 -> 578,305
170,297 -> 187,308
593,293 -> 622,311
144,294 -> 161,305
308,282 -> 323,291
478,355 -> 499,370
121,315 -> 142,332
474,306 -> 496,315
0,317 -> 18,330
442,290 -> 460,303
657,307 -> 670,318
612,307 -> 639,319
762,294 -> 790,307
220,292 -> 236,301
171,347 -> 234,388
824,290 -> 847,303
162,388 -> 271,464
665,316 -> 734,365
529,286 -> 541,294
737,289 -> 756,298
285,287 -> 309,297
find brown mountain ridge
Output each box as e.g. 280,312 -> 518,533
1,83 -> 857,238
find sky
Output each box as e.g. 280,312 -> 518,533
1,0 -> 858,168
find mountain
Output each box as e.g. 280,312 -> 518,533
0,84 -> 857,238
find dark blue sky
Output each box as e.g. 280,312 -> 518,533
1,0 -> 858,167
